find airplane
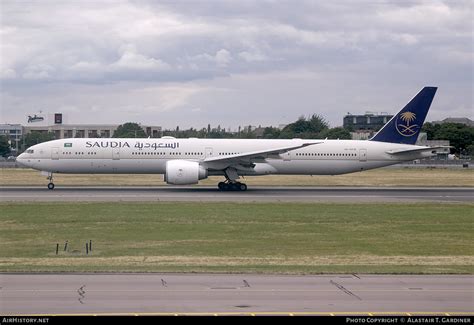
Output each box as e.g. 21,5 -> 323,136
17,87 -> 445,191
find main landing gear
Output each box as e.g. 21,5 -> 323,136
46,173 -> 55,190
217,168 -> 247,191
217,181 -> 247,191
218,168 -> 247,191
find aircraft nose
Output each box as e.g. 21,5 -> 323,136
16,153 -> 28,167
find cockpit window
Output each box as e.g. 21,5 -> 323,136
26,149 -> 34,154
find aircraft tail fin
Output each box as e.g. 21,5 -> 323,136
370,87 -> 437,144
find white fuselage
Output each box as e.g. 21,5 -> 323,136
17,138 -> 434,177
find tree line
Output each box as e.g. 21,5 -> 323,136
114,115 -> 352,140
421,122 -> 474,156
101,117 -> 474,155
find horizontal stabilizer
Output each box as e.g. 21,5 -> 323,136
385,146 -> 451,155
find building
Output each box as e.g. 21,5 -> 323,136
23,123 -> 162,139
0,124 -> 23,153
19,112 -> 161,139
343,112 -> 393,140
349,131 -> 372,140
343,112 -> 393,132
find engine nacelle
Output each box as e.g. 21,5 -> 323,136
164,160 -> 208,185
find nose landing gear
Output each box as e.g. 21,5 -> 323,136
46,173 -> 55,190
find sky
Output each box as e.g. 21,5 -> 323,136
0,0 -> 472,130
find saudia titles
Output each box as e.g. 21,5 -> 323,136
395,111 -> 420,137
84,141 -> 179,149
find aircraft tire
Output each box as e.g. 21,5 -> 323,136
47,183 -> 55,190
218,182 -> 247,191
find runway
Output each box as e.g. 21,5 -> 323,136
0,186 -> 472,202
0,273 -> 472,316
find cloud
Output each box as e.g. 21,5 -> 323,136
1,68 -> 17,79
132,84 -> 209,112
238,50 -> 268,62
2,1 -> 471,84
22,63 -> 56,80
0,0 -> 472,128
110,45 -> 171,71
215,49 -> 232,67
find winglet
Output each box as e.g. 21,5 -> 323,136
370,87 -> 437,144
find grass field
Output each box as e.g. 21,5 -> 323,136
1,167 -> 473,187
0,202 -> 472,274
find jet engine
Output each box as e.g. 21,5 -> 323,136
164,160 -> 208,185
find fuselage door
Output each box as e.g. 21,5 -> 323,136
205,147 -> 213,159
112,148 -> 120,160
51,147 -> 59,160
359,149 -> 367,162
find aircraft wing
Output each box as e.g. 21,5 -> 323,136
385,146 -> 451,155
203,141 -> 324,167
